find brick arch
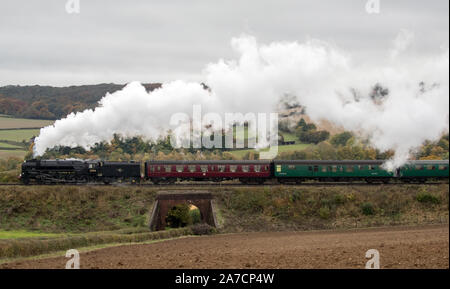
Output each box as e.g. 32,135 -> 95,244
149,192 -> 217,231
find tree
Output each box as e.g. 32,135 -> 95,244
370,83 -> 389,104
166,204 -> 192,228
316,142 -> 337,160
330,131 -> 353,147
297,130 -> 330,144
297,118 -> 307,130
295,118 -> 329,144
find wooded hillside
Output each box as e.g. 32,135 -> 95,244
0,83 -> 161,120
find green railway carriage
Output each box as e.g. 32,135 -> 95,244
273,160 -> 393,183
398,160 -> 449,182
274,160 -> 449,183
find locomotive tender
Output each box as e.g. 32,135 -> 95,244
20,159 -> 449,185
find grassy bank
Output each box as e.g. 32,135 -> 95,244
0,185 -> 448,234
215,185 -> 449,232
0,186 -> 157,232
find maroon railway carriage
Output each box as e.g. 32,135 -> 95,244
145,160 -> 272,184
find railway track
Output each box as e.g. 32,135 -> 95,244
0,181 -> 446,187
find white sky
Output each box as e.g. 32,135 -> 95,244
0,0 -> 448,86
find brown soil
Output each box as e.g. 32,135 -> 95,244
1,225 -> 448,269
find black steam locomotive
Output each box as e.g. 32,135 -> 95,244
20,159 -> 141,185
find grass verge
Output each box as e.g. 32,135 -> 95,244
0,227 -> 192,259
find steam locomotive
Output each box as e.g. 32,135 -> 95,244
19,159 -> 449,185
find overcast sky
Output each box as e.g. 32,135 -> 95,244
0,0 -> 448,86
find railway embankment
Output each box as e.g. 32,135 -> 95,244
0,184 -> 447,233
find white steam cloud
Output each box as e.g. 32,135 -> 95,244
34,32 -> 449,169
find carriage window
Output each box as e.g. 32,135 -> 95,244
188,165 -> 196,172
288,165 -> 296,169
332,166 -> 337,172
438,165 -> 447,170
415,165 -> 423,170
164,166 -> 171,172
218,165 -> 225,172
426,165 -> 434,170
369,165 -> 376,170
200,165 -> 208,172
322,166 -> 327,172
308,166 -> 312,171
176,165 -> 184,172
346,166 -> 354,172
242,165 -> 249,172
150,166 -> 154,172
254,165 -> 261,172
230,165 -> 237,172
157,166 -> 161,172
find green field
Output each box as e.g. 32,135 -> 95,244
229,128 -> 308,159
230,143 -> 311,158
280,131 -> 298,142
0,115 -> 53,129
0,150 -> 27,160
0,129 -> 40,143
0,142 -> 23,149
234,128 -> 298,143
0,116 -> 48,160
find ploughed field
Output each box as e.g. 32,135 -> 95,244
2,225 -> 448,269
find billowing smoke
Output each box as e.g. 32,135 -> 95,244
34,32 -> 449,169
